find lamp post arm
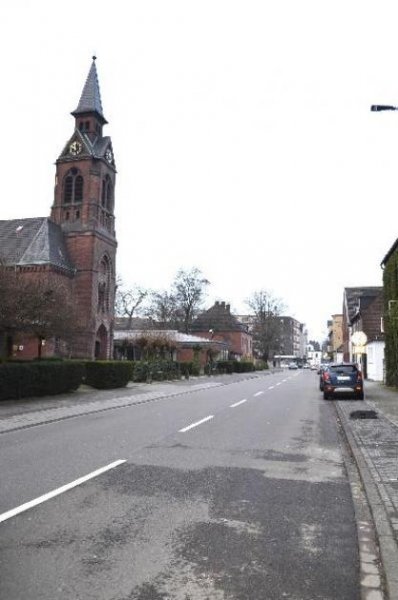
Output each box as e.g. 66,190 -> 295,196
370,105 -> 398,112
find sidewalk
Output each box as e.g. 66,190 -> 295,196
336,380 -> 398,600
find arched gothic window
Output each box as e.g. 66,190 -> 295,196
101,175 -> 113,212
97,255 -> 112,313
63,168 -> 83,204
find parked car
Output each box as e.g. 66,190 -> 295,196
322,363 -> 364,400
318,364 -> 330,391
288,362 -> 298,370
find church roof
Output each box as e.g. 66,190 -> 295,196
0,218 -> 75,272
72,57 -> 107,124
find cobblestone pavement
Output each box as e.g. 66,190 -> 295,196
336,380 -> 398,600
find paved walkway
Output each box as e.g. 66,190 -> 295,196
336,380 -> 398,600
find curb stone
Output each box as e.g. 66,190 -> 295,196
336,401 -> 398,600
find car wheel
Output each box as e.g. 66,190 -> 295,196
355,392 -> 364,400
323,392 -> 330,400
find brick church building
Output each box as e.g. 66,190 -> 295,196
0,58 -> 117,360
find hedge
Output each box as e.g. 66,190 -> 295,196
0,361 -> 85,401
85,361 -> 132,389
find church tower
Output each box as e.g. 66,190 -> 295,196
51,57 -> 117,359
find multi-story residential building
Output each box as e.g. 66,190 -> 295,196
342,287 -> 384,380
327,314 -> 343,361
278,317 -> 307,359
191,301 -> 253,360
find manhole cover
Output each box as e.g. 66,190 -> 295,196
350,410 -> 378,420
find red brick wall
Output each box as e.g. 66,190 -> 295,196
192,330 -> 252,359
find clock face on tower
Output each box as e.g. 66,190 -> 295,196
69,141 -> 82,156
105,148 -> 113,163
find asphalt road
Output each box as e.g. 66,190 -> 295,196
0,370 -> 360,599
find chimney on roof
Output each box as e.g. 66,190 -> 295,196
226,304 -> 230,312
215,301 -> 219,306
221,301 -> 225,308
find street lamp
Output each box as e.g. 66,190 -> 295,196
370,105 -> 398,112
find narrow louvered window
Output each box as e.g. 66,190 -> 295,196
75,175 -> 83,201
64,176 -> 73,203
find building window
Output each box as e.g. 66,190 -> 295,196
97,255 -> 112,313
101,174 -> 113,211
63,168 -> 83,204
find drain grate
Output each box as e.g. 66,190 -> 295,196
350,410 -> 378,420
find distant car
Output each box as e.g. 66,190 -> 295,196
310,364 -> 318,371
303,364 -> 310,369
288,362 -> 298,370
322,363 -> 364,400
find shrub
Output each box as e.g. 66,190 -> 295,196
85,361 -> 132,389
131,360 -> 181,382
233,361 -> 256,373
255,360 -> 269,370
0,361 -> 85,401
216,360 -> 234,374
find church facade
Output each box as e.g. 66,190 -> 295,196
0,58 -> 117,360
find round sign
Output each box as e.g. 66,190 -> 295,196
351,331 -> 367,346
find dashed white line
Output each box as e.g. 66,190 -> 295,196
268,386 -> 275,390
230,399 -> 247,408
276,382 -> 282,386
254,391 -> 264,397
0,459 -> 126,524
179,415 -> 214,433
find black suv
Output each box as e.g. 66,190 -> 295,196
322,363 -> 364,400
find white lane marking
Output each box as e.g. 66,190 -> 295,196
268,386 -> 275,390
179,415 -> 214,433
282,379 -> 288,382
276,382 -> 282,386
230,399 -> 247,408
254,391 -> 264,397
0,460 -> 126,524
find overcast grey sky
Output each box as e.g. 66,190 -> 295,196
1,0 -> 398,342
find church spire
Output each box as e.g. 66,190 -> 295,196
72,56 -> 108,125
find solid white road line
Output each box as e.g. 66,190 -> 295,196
254,391 -> 264,397
0,459 -> 126,524
179,415 -> 214,433
230,399 -> 247,408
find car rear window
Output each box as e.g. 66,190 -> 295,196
330,365 -> 357,374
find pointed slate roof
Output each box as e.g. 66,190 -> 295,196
0,218 -> 74,272
191,301 -> 248,333
344,287 -> 383,323
72,57 -> 107,124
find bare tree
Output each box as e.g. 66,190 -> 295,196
0,264 -> 82,358
115,280 -> 148,328
246,289 -> 285,361
172,267 -> 210,333
145,290 -> 179,328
